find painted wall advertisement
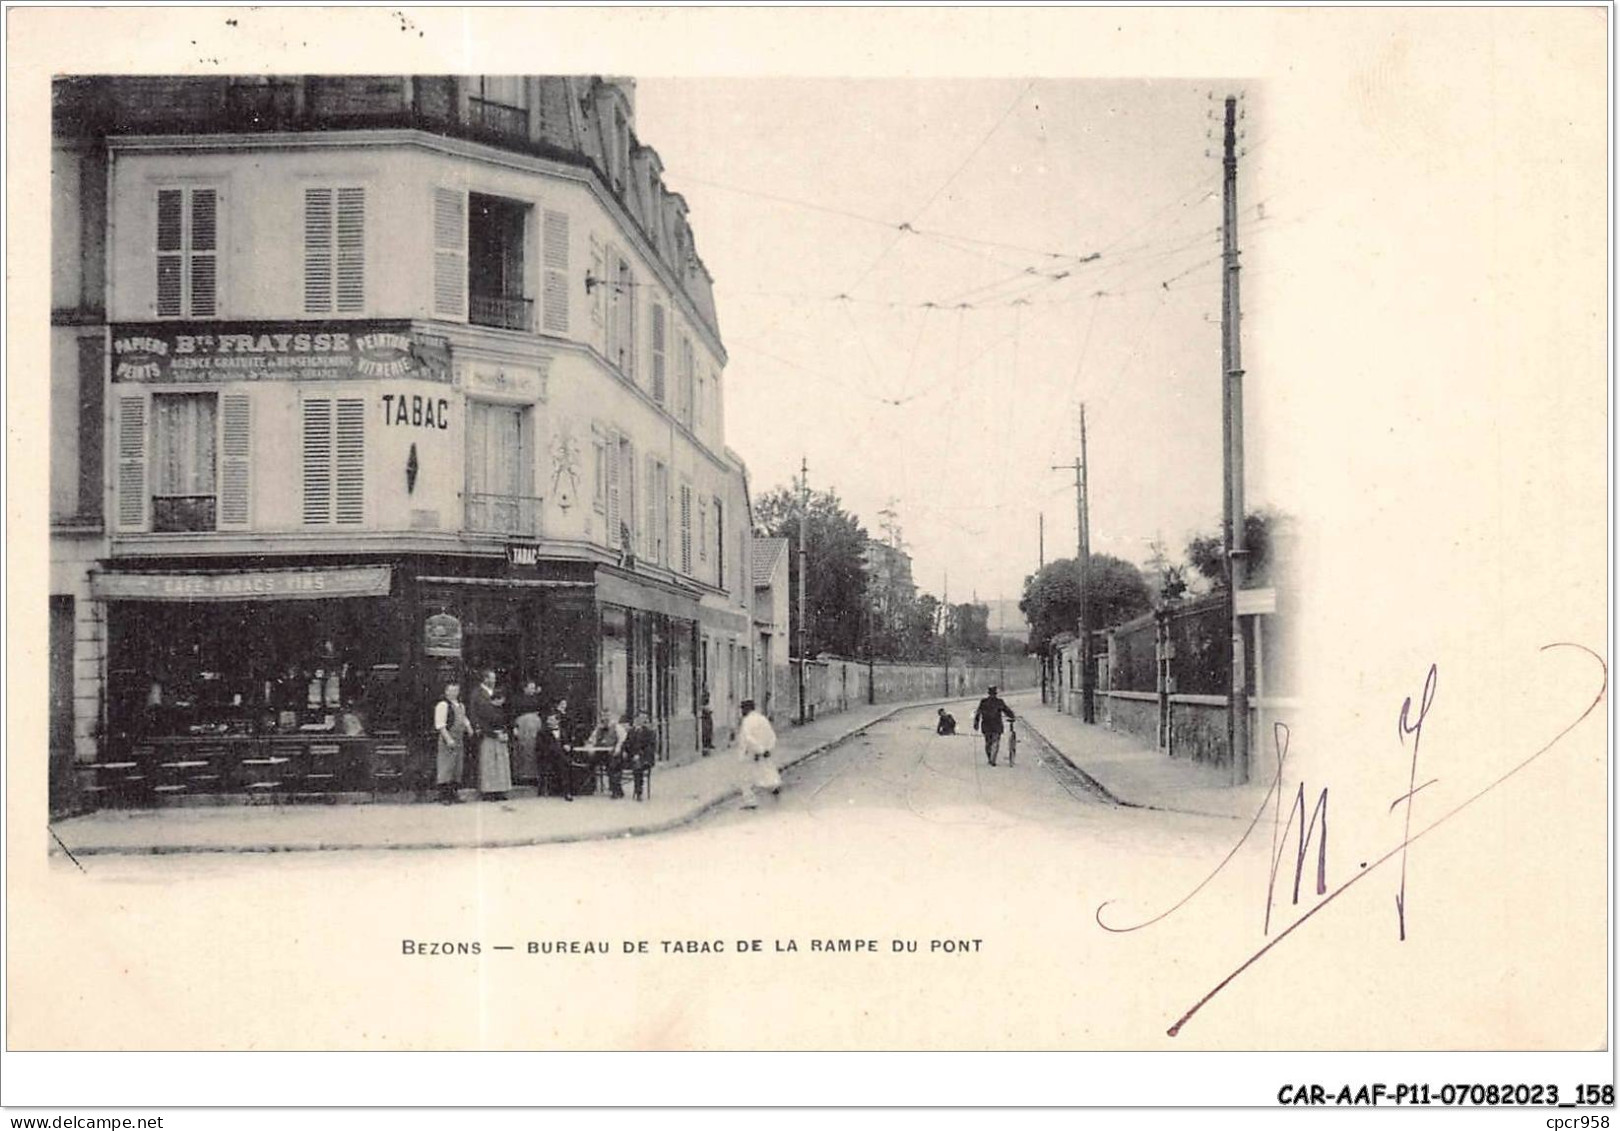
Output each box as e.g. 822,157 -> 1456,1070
110,320 -> 452,384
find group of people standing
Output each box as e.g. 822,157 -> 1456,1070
433,670 -> 654,804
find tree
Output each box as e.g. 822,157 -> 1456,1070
755,483 -> 870,658
948,602 -> 992,653
1142,536 -> 1189,605
1018,555 -> 1152,655
1186,512 -> 1273,590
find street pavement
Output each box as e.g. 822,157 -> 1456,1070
1006,691 -> 1280,821
48,691 -> 1278,856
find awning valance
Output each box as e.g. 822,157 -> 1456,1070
91,565 -> 392,602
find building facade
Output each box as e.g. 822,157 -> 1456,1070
50,75 -> 754,806
751,537 -> 791,722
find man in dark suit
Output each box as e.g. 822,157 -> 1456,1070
972,685 -> 1015,767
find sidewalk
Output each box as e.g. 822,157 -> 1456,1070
49,700 -> 923,857
1008,691 -> 1277,821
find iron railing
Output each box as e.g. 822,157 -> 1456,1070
465,492 -> 541,537
152,495 -> 217,533
467,97 -> 529,139
469,292 -> 535,332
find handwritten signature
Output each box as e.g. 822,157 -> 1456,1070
1094,642 -> 1608,1037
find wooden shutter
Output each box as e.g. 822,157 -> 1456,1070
606,430 -> 621,547
643,453 -> 655,561
189,189 -> 217,316
304,188 -> 333,313
335,398 -> 365,524
621,256 -> 637,381
433,187 -> 467,319
589,234 -> 605,327
302,398 -> 333,525
698,497 -> 708,563
336,187 -> 365,313
218,392 -> 251,528
542,209 -> 569,334
156,189 -> 183,318
714,498 -> 724,588
115,394 -> 148,531
650,301 -> 666,404
680,484 -> 692,574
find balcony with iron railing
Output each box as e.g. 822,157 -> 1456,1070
468,292 -> 535,332
467,97 -> 530,140
465,492 -> 542,538
152,495 -> 217,533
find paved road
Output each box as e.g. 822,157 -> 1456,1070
705,703 -> 1114,833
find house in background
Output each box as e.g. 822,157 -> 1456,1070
751,536 -> 791,722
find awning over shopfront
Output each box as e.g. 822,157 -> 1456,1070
595,568 -> 702,622
91,565 -> 393,602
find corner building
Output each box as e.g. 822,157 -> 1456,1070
55,76 -> 754,804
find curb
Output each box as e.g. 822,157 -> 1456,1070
48,700 -> 933,857
1012,713 -> 1132,807
1017,709 -> 1260,822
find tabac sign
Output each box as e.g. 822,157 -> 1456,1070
111,321 -> 451,384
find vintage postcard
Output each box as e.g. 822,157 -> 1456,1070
5,4 -> 1611,1113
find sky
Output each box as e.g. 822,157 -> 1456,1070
636,78 -> 1280,608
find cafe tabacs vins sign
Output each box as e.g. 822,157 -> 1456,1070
111,321 -> 451,384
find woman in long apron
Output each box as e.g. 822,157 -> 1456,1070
469,668 -> 513,800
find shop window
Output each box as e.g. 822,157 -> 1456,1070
302,397 -> 365,526
468,192 -> 532,332
465,400 -> 537,535
304,186 -> 365,315
155,186 -> 217,318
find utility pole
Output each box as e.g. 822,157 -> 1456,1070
1051,442 -> 1088,722
1039,512 -> 1045,570
941,569 -> 950,697
1038,512 -> 1047,703
797,456 -> 809,726
1079,403 -> 1094,723
1221,94 -> 1250,784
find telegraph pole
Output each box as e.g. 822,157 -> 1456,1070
1079,403 -> 1094,723
1051,439 -> 1089,722
1221,94 -> 1251,784
797,456 -> 809,726
941,569 -> 950,697
1039,512 -> 1045,570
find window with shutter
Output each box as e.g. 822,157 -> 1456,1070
650,301 -> 666,404
303,188 -> 333,313
621,437 -> 636,551
589,235 -> 605,328
302,397 -> 365,525
542,210 -> 570,334
606,429 -> 622,547
433,187 -> 467,319
714,497 -> 724,588
335,398 -> 365,524
115,395 -> 147,530
156,187 -> 218,318
336,188 -> 365,313
698,497 -> 708,563
302,398 -> 333,525
680,483 -> 692,574
219,393 -> 251,527
643,454 -> 656,561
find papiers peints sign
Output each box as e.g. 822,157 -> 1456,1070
110,321 -> 451,384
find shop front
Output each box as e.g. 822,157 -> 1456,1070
88,549 -> 723,805
93,561 -> 413,805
